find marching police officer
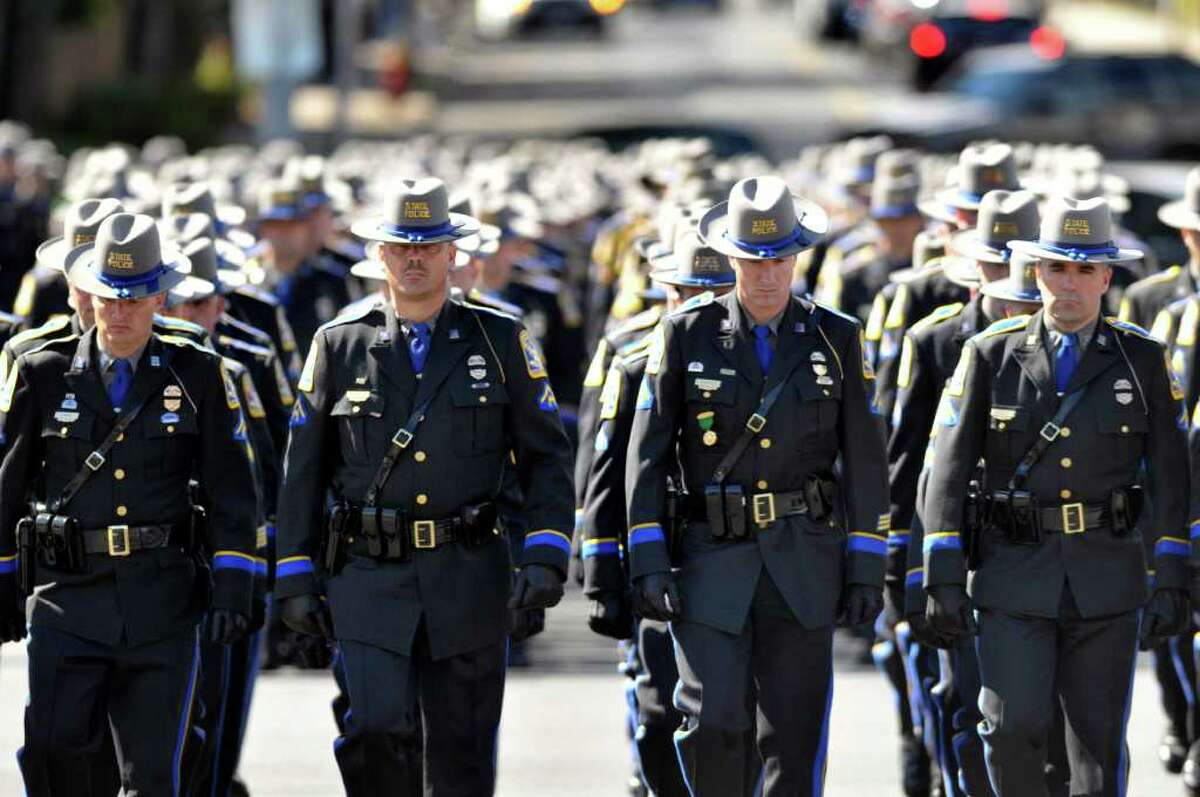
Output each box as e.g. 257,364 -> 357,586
626,176 -> 889,796
923,197 -> 1193,795
0,212 -> 258,795
272,177 -> 574,795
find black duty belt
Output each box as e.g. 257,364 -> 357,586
344,507 -> 491,554
1037,502 -> 1107,535
687,489 -> 812,527
81,524 -> 185,557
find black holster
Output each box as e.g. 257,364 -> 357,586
33,512 -> 85,572
16,517 -> 35,596
802,473 -> 837,523
461,502 -> 499,547
1109,485 -> 1143,538
964,480 -> 989,568
989,490 -> 1040,544
323,500 -> 351,574
189,504 -> 207,555
665,482 -> 684,562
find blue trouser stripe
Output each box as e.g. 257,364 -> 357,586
812,650 -> 835,796
172,629 -> 201,796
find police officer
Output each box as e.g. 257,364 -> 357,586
626,176 -> 889,796
1119,167 -> 1200,329
273,177 -> 574,795
583,228 -> 741,797
0,212 -> 258,795
923,197 -> 1192,795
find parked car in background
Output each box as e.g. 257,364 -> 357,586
475,0 -> 625,39
860,0 -> 1055,89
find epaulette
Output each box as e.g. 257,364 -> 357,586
810,299 -> 859,327
1176,297 -> 1200,346
17,333 -> 79,360
612,304 -> 664,338
1106,317 -> 1158,342
884,283 -> 910,330
466,289 -> 524,320
219,314 -> 275,347
909,302 -> 965,336
0,310 -> 23,328
6,314 -> 72,349
668,291 -> 714,316
864,293 -> 888,342
617,331 -> 655,357
830,223 -> 878,258
513,270 -> 562,295
218,334 -> 274,361
974,314 -> 1032,340
582,339 -> 611,389
461,298 -> 519,324
158,333 -> 218,355
234,284 -> 281,306
839,243 -> 879,274
154,314 -> 207,337
1137,264 -> 1182,288
319,298 -> 378,332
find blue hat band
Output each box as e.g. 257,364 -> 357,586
873,203 -> 919,219
724,225 -> 815,259
379,220 -> 460,242
1037,239 -> 1119,261
97,262 -> 170,297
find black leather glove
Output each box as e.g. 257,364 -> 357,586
280,594 -> 334,639
925,584 -> 977,640
508,607 -> 546,643
1141,587 -> 1190,650
587,592 -> 634,640
508,564 -> 564,610
209,609 -> 251,646
632,572 -> 681,622
840,584 -> 884,628
0,580 -> 26,644
904,610 -> 957,651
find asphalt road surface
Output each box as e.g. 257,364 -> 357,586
0,588 -> 1185,795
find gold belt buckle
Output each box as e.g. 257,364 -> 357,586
751,493 -> 776,527
1061,502 -> 1085,535
413,520 -> 436,549
107,525 -> 131,557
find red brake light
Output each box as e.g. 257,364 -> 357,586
966,0 -> 1008,22
1030,26 -> 1065,60
910,23 -> 947,59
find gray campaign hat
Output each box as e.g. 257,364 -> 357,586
950,190 -> 1040,265
648,229 -> 736,287
1158,167 -> 1200,231
869,173 -> 920,219
922,143 -> 1020,219
980,250 -> 1043,304
158,211 -> 257,255
351,177 -> 480,245
1008,196 -> 1143,264
698,175 -> 828,261
162,181 -> 247,228
179,237 -> 247,294
36,197 -> 126,272
64,212 -> 191,299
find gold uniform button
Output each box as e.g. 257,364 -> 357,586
416,494 -> 428,505
351,405 -> 361,414
756,480 -> 768,490
59,427 -> 68,437
114,468 -> 125,481
1060,427 -> 1071,438
116,433 -> 125,442
759,438 -> 771,449
167,425 -> 175,434
414,451 -> 427,463
822,389 -> 830,397
1060,489 -> 1072,500
479,396 -> 488,404
1060,457 -> 1072,468
997,422 -> 1007,431
116,505 -> 128,518
1120,424 -> 1130,434
702,391 -> 712,399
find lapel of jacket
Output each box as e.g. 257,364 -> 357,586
117,335 -> 174,419
1063,317 -> 1120,395
412,300 -> 474,409
63,329 -> 116,423
711,292 -> 764,387
1011,311 -> 1057,405
762,298 -> 815,396
370,307 -> 417,398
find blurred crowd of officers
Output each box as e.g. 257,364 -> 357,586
0,117 -> 1198,797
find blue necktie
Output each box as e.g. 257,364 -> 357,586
753,325 -> 773,374
109,358 -> 133,410
1055,332 -> 1079,393
408,322 -> 431,374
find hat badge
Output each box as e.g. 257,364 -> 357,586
404,200 -> 431,220
107,251 -> 135,271
751,217 -> 778,236
1062,218 -> 1091,236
